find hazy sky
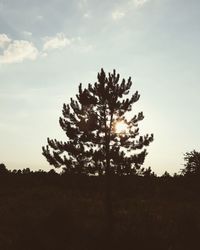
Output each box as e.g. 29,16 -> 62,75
0,0 -> 200,175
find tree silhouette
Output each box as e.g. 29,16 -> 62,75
42,69 -> 153,176
181,150 -> 200,176
42,69 -> 153,242
161,171 -> 171,178
142,166 -> 157,178
0,163 -> 8,175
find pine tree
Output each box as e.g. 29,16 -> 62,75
181,150 -> 200,176
0,163 -> 8,175
42,68 -> 153,176
42,68 -> 154,242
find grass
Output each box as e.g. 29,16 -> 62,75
0,175 -> 199,250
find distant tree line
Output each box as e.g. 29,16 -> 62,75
0,164 -> 57,176
1,149 -> 200,178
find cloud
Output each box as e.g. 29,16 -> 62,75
112,10 -> 125,20
0,40 -> 38,64
111,0 -> 151,21
83,12 -> 90,19
23,31 -> 32,37
78,0 -> 88,10
36,15 -> 44,20
0,32 -> 91,64
43,33 -> 71,51
134,0 -> 150,7
0,34 -> 11,48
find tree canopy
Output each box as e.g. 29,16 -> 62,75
42,69 -> 153,176
0,163 -> 8,175
181,150 -> 200,176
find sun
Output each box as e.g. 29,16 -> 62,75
115,120 -> 128,134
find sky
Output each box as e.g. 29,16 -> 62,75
0,0 -> 200,175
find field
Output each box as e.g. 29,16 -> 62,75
0,174 -> 199,250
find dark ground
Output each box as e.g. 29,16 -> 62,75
0,174 -> 200,250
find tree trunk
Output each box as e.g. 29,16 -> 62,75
105,113 -> 114,246
105,149 -> 113,247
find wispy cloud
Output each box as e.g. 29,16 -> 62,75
0,40 -> 38,64
111,0 -> 150,22
83,12 -> 91,19
78,0 -> 88,10
36,15 -> 44,21
23,31 -> 32,37
134,0 -> 150,8
112,10 -> 125,21
43,33 -> 71,51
